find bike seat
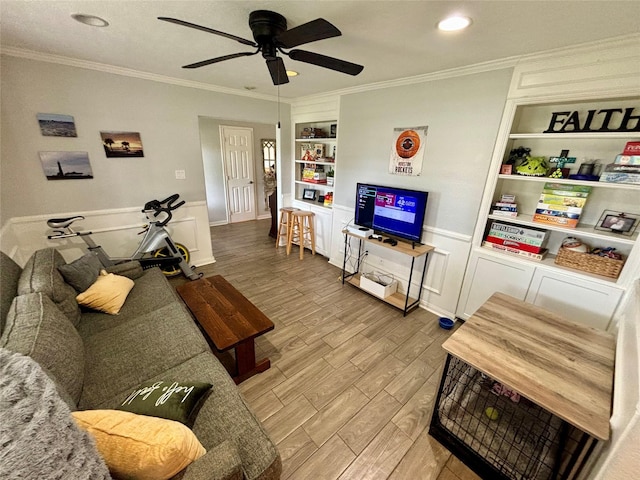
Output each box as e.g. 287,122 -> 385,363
47,216 -> 85,228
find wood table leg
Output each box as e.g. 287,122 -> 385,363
233,338 -> 271,384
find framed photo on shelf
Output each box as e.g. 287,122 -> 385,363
303,188 -> 318,201
594,210 -> 639,236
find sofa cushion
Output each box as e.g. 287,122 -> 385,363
79,302 -> 209,409
0,349 -> 110,480
76,270 -> 135,315
72,409 -> 205,480
1,293 -> 85,406
0,251 -> 22,337
134,352 -> 282,480
77,267 -> 181,338
58,252 -> 103,293
18,248 -> 81,326
116,380 -> 212,425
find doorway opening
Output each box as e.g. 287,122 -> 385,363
199,117 -> 277,227
220,125 -> 257,224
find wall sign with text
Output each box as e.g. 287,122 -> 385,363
544,107 -> 640,133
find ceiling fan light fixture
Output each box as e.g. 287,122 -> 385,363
71,13 -> 109,27
437,15 -> 472,32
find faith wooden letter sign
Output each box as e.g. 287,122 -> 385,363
544,107 -> 640,133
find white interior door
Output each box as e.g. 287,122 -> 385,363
221,126 -> 256,223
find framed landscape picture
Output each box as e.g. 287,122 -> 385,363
39,151 -> 93,180
37,113 -> 77,137
100,131 -> 144,157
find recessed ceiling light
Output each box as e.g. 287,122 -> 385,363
437,15 -> 472,32
71,14 -> 109,27
286,70 -> 299,77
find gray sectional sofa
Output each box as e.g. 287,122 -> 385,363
0,248 -> 281,480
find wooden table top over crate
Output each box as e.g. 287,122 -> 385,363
176,275 -> 274,384
442,292 -> 615,441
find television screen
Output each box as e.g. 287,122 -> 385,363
355,183 -> 428,243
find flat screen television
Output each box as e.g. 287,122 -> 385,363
354,183 -> 428,244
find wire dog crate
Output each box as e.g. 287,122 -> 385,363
429,355 -> 589,480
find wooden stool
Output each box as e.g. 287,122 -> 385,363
276,207 -> 299,248
287,211 -> 316,260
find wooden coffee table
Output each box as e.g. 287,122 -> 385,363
176,275 -> 274,384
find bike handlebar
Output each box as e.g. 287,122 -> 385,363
142,193 -> 184,227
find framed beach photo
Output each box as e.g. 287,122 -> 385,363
37,113 -> 77,137
100,131 -> 144,157
594,210 -> 639,236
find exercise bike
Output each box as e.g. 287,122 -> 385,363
46,193 -> 202,280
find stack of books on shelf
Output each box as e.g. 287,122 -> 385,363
491,194 -> 518,217
302,164 -> 327,184
483,221 -> 549,261
599,141 -> 640,185
533,182 -> 591,228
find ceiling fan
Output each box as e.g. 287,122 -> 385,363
158,10 -> 364,85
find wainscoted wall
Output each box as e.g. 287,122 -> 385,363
590,280 -> 640,479
1,201 -> 214,268
329,204 -> 472,319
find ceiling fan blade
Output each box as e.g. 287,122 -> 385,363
267,57 -> 289,85
276,18 -> 341,48
288,49 -> 364,76
183,51 -> 258,69
158,17 -> 256,47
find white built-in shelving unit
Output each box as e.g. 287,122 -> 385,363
458,93 -> 640,330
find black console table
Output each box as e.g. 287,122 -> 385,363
341,230 -> 434,316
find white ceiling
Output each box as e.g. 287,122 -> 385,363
2,1 -> 639,99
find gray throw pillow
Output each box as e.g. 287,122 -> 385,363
58,252 -> 103,293
116,380 -> 212,425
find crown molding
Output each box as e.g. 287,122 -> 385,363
293,57 -> 519,104
0,46 -> 287,103
3,32 -> 638,105
513,32 -> 640,65
293,33 -> 640,104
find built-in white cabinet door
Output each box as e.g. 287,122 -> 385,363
525,269 -> 623,330
457,251 -> 535,319
309,204 -> 332,257
292,200 -> 333,258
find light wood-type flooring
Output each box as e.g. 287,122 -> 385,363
171,219 -> 479,480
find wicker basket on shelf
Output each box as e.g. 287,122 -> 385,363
554,247 -> 625,279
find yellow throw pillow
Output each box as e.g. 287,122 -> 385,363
72,410 -> 206,480
76,270 -> 134,314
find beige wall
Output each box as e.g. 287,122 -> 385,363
0,55 -> 289,223
334,68 -> 513,236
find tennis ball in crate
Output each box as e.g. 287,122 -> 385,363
485,407 -> 500,421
